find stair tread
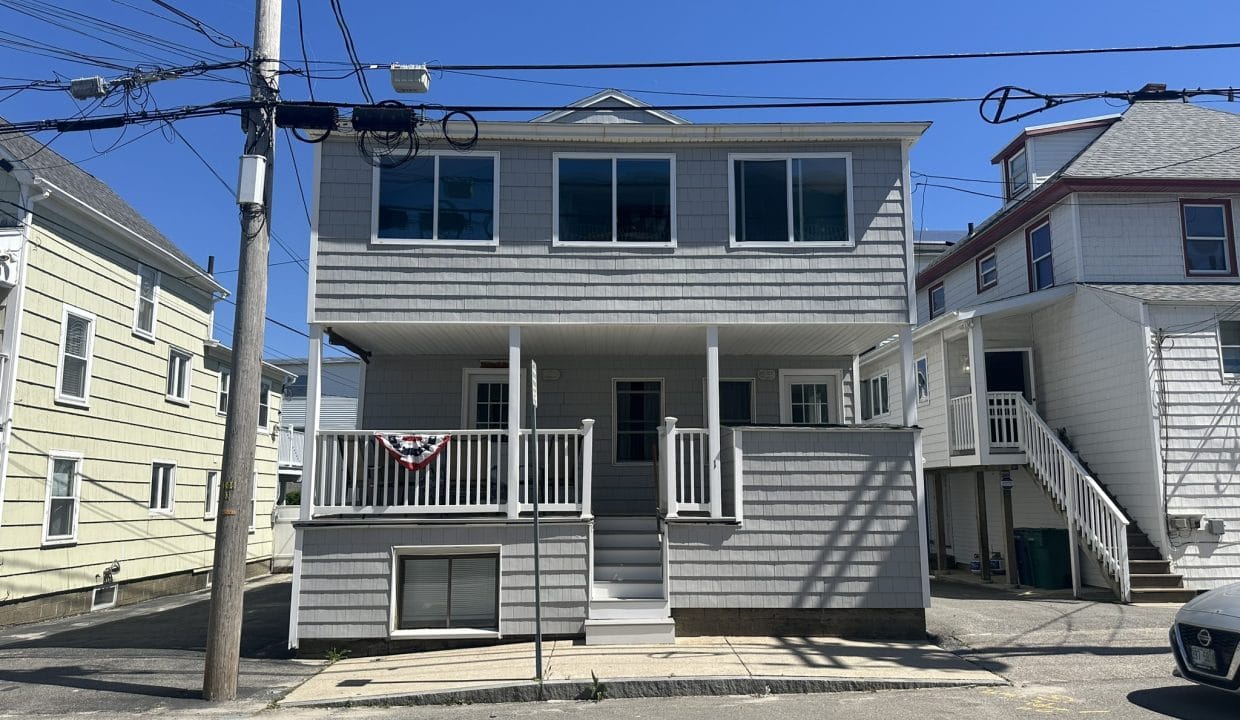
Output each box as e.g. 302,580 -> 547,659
585,618 -> 674,626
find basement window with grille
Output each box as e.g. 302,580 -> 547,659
390,547 -> 501,639
91,584 -> 118,611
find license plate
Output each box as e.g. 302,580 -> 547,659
1189,644 -> 1218,671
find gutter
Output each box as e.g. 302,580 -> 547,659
440,120 -> 930,143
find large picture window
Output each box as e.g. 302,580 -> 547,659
554,155 -> 674,245
731,154 -> 853,246
395,552 -> 499,632
1181,200 -> 1236,276
614,380 -> 662,463
375,153 -> 498,244
1026,219 -> 1054,291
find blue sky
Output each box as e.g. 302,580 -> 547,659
3,0 -> 1240,359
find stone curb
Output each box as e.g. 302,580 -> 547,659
279,674 -> 1009,708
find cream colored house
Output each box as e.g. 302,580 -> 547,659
0,127 -> 286,625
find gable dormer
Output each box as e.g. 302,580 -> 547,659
531,89 -> 689,125
991,114 -> 1120,203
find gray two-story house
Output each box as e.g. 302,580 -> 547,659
289,91 -> 931,651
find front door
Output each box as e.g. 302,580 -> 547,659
984,350 -> 1034,403
466,374 -> 509,430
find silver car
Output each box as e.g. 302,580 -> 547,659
1171,582 -> 1240,691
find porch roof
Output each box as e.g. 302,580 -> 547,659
1083,282 -> 1240,304
322,322 -> 903,358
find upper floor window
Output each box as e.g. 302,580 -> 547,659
1220,320 -> 1240,379
166,347 -> 192,404
1005,148 -> 1029,200
976,251 -> 998,292
133,265 -> 159,339
731,154 -> 853,246
1026,219 -> 1054,291
928,283 -> 946,319
217,368 -> 230,415
554,155 -> 674,246
374,152 -> 498,245
258,379 -> 272,429
1181,200 -> 1236,276
56,305 -> 95,406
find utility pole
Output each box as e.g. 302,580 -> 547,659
203,0 -> 280,701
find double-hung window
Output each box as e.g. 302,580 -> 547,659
149,462 -> 175,515
1181,200 -> 1236,276
860,375 -> 889,421
56,306 -> 94,406
1026,220 -> 1054,291
394,550 -> 500,634
258,379 -> 271,428
1220,320 -> 1240,379
1006,148 -> 1029,200
614,380 -> 662,463
166,348 -> 192,404
976,251 -> 998,292
928,283 -> 946,319
217,368 -> 230,415
731,154 -> 853,246
554,155 -> 674,245
43,452 -> 82,545
204,470 -> 220,520
374,152 -> 499,245
133,265 -> 159,339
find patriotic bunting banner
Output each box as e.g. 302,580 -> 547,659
375,433 -> 452,471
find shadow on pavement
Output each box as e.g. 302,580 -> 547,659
1128,685 -> 1240,719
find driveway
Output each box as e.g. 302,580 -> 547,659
0,575 -> 320,716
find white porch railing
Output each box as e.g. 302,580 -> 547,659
987,392 -> 1022,450
948,394 -> 976,454
311,423 -> 593,517
659,417 -> 714,517
278,427 -> 304,468
1015,397 -> 1131,601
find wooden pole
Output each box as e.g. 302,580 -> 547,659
1001,469 -> 1019,588
934,471 -> 949,574
975,470 -> 992,583
203,0 -> 279,701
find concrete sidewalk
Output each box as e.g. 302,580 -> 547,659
279,636 -> 1006,707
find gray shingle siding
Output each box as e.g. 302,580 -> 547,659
668,427 -> 924,609
296,522 -> 589,640
314,139 -> 910,325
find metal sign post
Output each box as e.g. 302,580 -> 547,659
530,359 -> 543,683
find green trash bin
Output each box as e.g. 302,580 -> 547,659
1016,527 -> 1072,589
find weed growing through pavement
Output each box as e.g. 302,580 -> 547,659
588,670 -> 607,702
324,647 -> 351,664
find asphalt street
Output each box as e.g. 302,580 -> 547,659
0,575 -> 320,716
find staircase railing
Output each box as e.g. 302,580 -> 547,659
1014,397 -> 1131,601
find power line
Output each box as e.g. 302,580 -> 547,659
282,128 -> 313,229
327,0 -> 372,104
148,0 -> 246,51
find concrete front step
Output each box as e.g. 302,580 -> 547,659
583,617 -> 676,645
593,580 -> 664,599
1130,587 -> 1198,603
1130,573 -> 1185,589
588,598 -> 670,620
594,562 -> 662,583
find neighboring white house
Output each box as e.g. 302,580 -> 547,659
863,97 -> 1240,603
288,90 -> 933,651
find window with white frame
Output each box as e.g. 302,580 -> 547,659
394,550 -> 500,632
133,265 -> 159,338
258,379 -> 271,428
928,283 -> 946,319
249,471 -> 257,533
204,470 -> 219,519
375,153 -> 498,244
614,380 -> 662,463
166,348 -> 192,403
217,368 -> 230,415
860,374 -> 889,421
1006,148 -> 1029,199
555,155 -> 673,244
1182,201 -> 1235,276
1027,220 -> 1054,291
976,251 -> 998,291
779,371 -> 838,424
56,306 -> 94,405
732,154 -> 852,245
1220,320 -> 1240,378
916,356 -> 930,405
43,453 -> 81,545
149,462 -> 175,514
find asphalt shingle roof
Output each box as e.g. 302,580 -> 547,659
1063,101 -> 1240,180
0,123 -> 208,277
1084,283 -> 1240,304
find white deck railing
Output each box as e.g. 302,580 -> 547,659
987,392 -> 1023,450
1015,396 -> 1130,601
948,394 -> 976,454
311,422 -> 593,517
659,418 -> 714,517
278,427 -> 304,468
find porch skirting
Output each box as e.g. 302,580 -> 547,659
671,608 -> 925,639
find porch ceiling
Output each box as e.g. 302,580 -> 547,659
325,323 -> 902,358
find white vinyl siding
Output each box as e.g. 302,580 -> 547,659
42,453 -> 82,545
133,265 -> 159,339
729,153 -> 854,247
55,306 -> 95,406
166,347 -> 192,404
149,462 -> 175,515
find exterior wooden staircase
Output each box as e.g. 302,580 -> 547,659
583,516 -> 675,644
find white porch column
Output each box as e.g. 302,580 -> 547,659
705,327 -> 722,518
299,326 -> 323,521
506,326 -> 522,519
967,320 -> 989,462
851,355 -> 862,424
900,326 -> 918,427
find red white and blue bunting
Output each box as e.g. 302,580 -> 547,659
375,433 -> 452,471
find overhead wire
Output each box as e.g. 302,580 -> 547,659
327,0 -> 372,104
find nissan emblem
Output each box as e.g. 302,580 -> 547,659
1197,629 -> 1213,647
